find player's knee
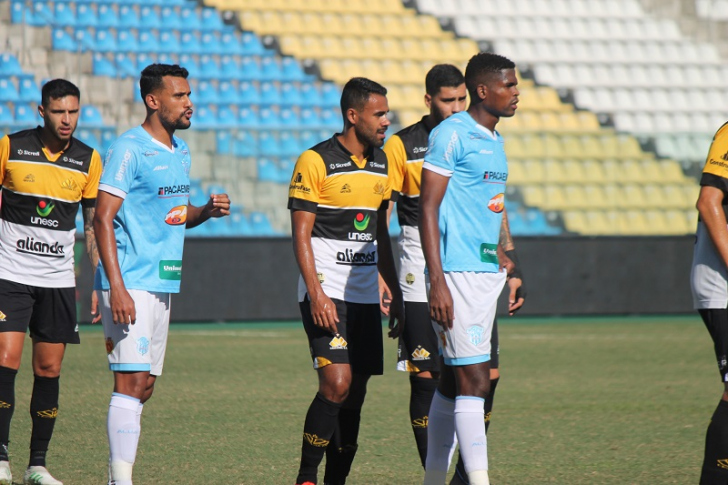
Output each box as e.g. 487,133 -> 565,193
33,360 -> 61,378
319,376 -> 351,403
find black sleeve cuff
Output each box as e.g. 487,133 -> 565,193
288,197 -> 318,213
81,198 -> 96,209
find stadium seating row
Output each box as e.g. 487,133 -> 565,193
612,112 -> 725,136
507,159 -> 690,185
572,87 -> 728,114
0,101 -> 106,129
653,134 -> 713,163
505,134 -> 647,160
418,0 -> 646,19
215,129 -> 331,158
562,209 -> 697,235
520,183 -> 699,210
205,0 -> 406,15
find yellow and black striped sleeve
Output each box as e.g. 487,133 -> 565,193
81,149 -> 102,207
0,136 -> 9,186
383,134 -> 406,203
288,149 -> 326,213
701,123 -> 728,192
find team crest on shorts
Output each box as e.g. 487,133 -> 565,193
329,334 -> 347,350
105,337 -> 114,354
406,273 -> 415,285
467,325 -> 485,346
0,311 -> 6,322
136,337 -> 150,356
411,346 -> 431,361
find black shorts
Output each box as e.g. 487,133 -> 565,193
0,279 -> 80,344
300,296 -> 383,376
699,309 -> 728,382
397,301 -> 440,373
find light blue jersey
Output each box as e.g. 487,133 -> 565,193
94,126 -> 191,293
423,111 -> 508,273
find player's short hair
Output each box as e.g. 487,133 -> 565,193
425,64 -> 465,96
41,79 -> 80,107
464,53 -> 516,100
340,77 -> 387,115
139,64 -> 189,102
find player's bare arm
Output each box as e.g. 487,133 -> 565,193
83,205 -> 102,323
376,205 -> 404,338
697,185 -> 728,269
94,191 -> 136,325
377,199 -> 396,315
419,168 -> 454,329
291,210 -> 339,334
186,193 -> 231,228
498,208 -> 525,314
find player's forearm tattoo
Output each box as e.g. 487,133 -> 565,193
499,208 -> 515,251
83,206 -> 99,270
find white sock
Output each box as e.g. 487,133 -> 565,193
136,402 -> 144,426
454,396 -> 488,481
108,393 -> 141,485
423,390 -> 457,485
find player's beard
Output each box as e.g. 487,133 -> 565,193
159,105 -> 191,131
356,124 -> 385,149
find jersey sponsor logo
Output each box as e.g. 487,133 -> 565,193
36,201 -> 54,217
115,149 -> 132,182
369,161 -> 385,169
479,243 -> 498,264
158,185 -> 190,197
23,174 -> 35,183
412,146 -> 427,154
479,149 -> 494,154
353,213 -> 370,231
340,184 -> 351,193
336,248 -> 377,266
329,162 -> 352,170
153,165 -> 168,171
483,171 -> 507,182
17,149 -> 40,157
30,217 -> 59,228
488,193 -> 505,213
159,259 -> 183,280
467,325 -> 485,345
411,346 -> 431,361
373,181 -> 386,195
444,130 -> 458,164
143,150 -> 159,157
164,205 -> 187,225
707,158 -> 728,172
290,172 -> 311,193
62,155 -> 83,166
329,334 -> 348,350
16,236 -> 64,258
61,178 -> 79,191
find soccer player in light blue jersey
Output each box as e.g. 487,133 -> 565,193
93,64 -> 230,485
420,53 -> 519,485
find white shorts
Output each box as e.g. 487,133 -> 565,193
427,271 -> 506,366
398,225 -> 427,302
692,221 -> 728,309
98,289 -> 171,376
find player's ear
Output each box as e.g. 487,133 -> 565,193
346,107 -> 358,126
37,104 -> 45,119
424,93 -> 432,110
144,93 -> 159,110
477,84 -> 488,102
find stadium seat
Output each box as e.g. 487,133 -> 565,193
299,84 -> 323,108
195,81 -> 220,105
181,5 -> 203,31
97,4 -> 119,27
80,105 -> 105,128
0,54 -> 24,77
100,129 -> 116,154
118,5 -> 139,27
260,58 -> 283,81
237,107 -> 259,127
0,104 -> 14,127
54,2 -> 75,26
75,129 -> 100,150
52,29 -> 76,51
220,57 -> 240,80
0,79 -> 19,103
14,104 -> 37,127
240,57 -> 263,81
258,107 -> 281,127
159,31 -> 182,54
249,211 -> 278,235
137,31 -> 161,54
216,105 -> 238,128
140,6 -> 162,29
260,82 -> 282,106
256,158 -> 280,182
93,53 -> 116,77
201,7 -> 225,31
233,130 -> 256,157
279,108 -> 301,128
18,78 -> 41,103
239,82 -> 261,105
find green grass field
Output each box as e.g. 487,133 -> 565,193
3,316 -> 718,484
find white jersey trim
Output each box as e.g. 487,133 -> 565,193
422,162 -> 453,177
99,184 -> 128,199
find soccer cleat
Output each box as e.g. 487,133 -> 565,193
23,466 -> 63,485
0,460 -> 11,485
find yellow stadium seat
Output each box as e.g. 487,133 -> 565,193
584,210 -> 612,235
662,184 -> 689,209
340,37 -> 367,60
539,112 -> 561,133
582,160 -> 607,183
641,184 -> 668,209
521,159 -> 545,182
563,210 -> 588,233
536,87 -> 569,111
683,185 -> 700,207
543,134 -> 564,158
597,135 -> 621,159
521,185 -> 545,207
398,39 -> 426,62
454,38 -> 479,60
543,159 -> 568,183
622,210 -> 648,235
603,184 -> 625,208
504,137 -> 527,160
400,84 -> 424,110
380,60 -> 407,84
560,136 -> 584,158
278,11 -> 306,35
686,210 -> 698,232
321,14 -> 348,36
621,184 -> 648,209
658,160 -> 687,183
278,35 -> 303,57
319,36 -> 347,59
600,160 -> 623,183
644,210 -> 672,234
319,59 -> 347,84
563,159 -> 587,184
563,185 -> 588,209
518,112 -> 542,132
409,15 -> 446,38
239,11 -> 264,31
508,160 -> 526,184
575,111 -> 601,131
664,210 -> 691,234
541,185 -> 568,210
615,135 -> 644,158
583,184 -> 609,209
498,115 -> 521,135
397,109 -> 426,127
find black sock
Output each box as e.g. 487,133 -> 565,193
323,407 -> 361,485
0,367 -> 16,462
296,393 -> 341,484
452,377 -> 499,485
409,375 -> 438,468
701,399 -> 728,484
29,375 -> 59,467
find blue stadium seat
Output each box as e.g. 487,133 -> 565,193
100,129 -> 116,154
279,108 -> 301,128
239,82 -> 260,105
188,178 -> 208,206
229,211 -> 253,236
137,31 -> 160,54
279,131 -> 301,157
14,104 -> 37,127
114,53 -> 137,78
0,54 -> 24,77
200,7 -> 224,31
321,83 -> 341,108
117,29 -> 140,54
97,4 -> 119,27
278,158 -> 295,183
75,128 -> 100,150
159,31 -> 181,54
180,6 -> 202,31
220,56 -> 239,80
139,6 -> 161,29
93,53 -> 116,77
260,58 -> 282,82
281,57 -> 306,82
200,32 -> 223,56
281,83 -> 303,106
198,56 -> 221,80
216,105 -> 238,128
258,131 -> 282,157
80,105 -> 104,128
258,107 -> 281,128
157,53 -> 176,66
299,84 -> 322,108
257,157 -> 280,182
220,32 -> 243,56
240,32 -> 265,56
260,82 -> 282,106
240,57 -> 262,81
178,55 -> 201,80
54,2 -> 75,26
159,6 -> 182,29
300,108 -> 322,128
218,81 -> 240,105
238,107 -> 259,128
0,104 -> 14,127
18,78 -> 40,103
52,28 -> 76,51
95,28 -> 118,53
249,212 -> 277,236
215,130 -> 232,154
73,28 -> 97,52
180,32 -> 202,55
321,109 -> 340,129
195,81 -> 220,105
0,79 -> 19,103
233,130 -> 256,157
31,1 -> 53,24
118,5 -> 139,27
76,4 -> 98,27
192,106 -> 218,129
300,130 -> 327,148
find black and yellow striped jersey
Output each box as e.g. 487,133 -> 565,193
383,116 -> 433,228
288,135 -> 391,304
0,127 -> 101,287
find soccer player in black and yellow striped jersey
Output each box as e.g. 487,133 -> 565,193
0,79 -> 101,485
288,77 -> 404,485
